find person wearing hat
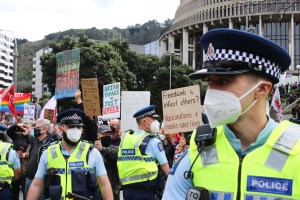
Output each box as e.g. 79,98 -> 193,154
94,125 -> 121,200
117,105 -> 170,200
0,124 -> 21,200
27,109 -> 113,200
162,28 -> 300,200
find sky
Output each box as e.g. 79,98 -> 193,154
0,0 -> 180,41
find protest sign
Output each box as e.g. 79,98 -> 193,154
55,48 -> 80,99
23,103 -> 35,119
81,78 -> 101,116
103,82 -> 120,119
121,91 -> 150,132
162,85 -> 202,134
44,109 -> 54,122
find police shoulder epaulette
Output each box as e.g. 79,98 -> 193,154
81,140 -> 94,149
49,141 -> 59,146
81,140 -> 93,144
125,129 -> 134,134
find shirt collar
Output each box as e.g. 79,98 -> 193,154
223,117 -> 278,156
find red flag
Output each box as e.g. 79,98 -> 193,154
1,83 -> 18,122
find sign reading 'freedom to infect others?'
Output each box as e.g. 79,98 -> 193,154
162,85 -> 202,134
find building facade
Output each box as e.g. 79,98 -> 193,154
32,47 -> 51,99
159,0 -> 300,71
0,32 -> 15,89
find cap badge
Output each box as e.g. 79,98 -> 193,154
207,43 -> 215,58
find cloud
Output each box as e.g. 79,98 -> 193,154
0,0 -> 179,41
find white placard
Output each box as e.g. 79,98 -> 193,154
121,91 -> 150,132
103,82 -> 121,119
23,103 -> 35,119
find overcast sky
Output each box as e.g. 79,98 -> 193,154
0,0 -> 179,41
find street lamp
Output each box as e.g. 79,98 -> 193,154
169,52 -> 175,90
0,30 -> 18,90
169,41 -> 175,90
296,65 -> 300,84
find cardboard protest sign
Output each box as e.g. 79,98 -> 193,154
81,78 -> 101,116
103,82 -> 120,119
44,109 -> 54,122
162,85 -> 202,134
121,91 -> 150,132
55,48 -> 80,99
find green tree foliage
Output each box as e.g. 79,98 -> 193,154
41,33 -> 135,109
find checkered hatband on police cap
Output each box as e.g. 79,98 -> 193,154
206,49 -> 281,80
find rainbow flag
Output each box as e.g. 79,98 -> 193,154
0,92 -> 31,114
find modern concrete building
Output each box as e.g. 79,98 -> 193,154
159,0 -> 300,71
144,40 -> 160,56
32,47 -> 51,99
0,32 -> 15,89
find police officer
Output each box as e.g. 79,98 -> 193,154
0,124 -> 21,200
163,28 -> 299,200
118,105 -> 170,200
27,109 -> 113,200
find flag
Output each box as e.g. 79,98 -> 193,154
271,87 -> 283,121
39,96 -> 57,123
0,83 -> 17,122
281,72 -> 287,81
0,92 -> 31,114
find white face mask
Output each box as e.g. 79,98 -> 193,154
150,120 -> 160,133
66,128 -> 82,142
158,133 -> 166,140
204,81 -> 263,128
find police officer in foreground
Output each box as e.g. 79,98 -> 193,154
27,109 -> 113,200
163,28 -> 299,200
118,105 -> 170,200
0,124 -> 21,200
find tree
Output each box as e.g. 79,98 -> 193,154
41,33 -> 135,110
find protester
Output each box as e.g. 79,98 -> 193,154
163,28 -> 298,199
94,124 -> 121,200
117,105 -> 170,200
27,109 -> 113,200
6,120 -> 31,200
24,119 -> 54,199
109,118 -> 121,146
160,127 -> 175,168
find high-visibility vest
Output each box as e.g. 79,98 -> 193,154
117,131 -> 158,185
189,120 -> 300,200
0,142 -> 14,184
47,141 -> 93,199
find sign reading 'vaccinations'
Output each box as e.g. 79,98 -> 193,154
81,78 -> 101,116
103,82 -> 121,119
121,91 -> 150,133
55,48 -> 80,99
162,85 -> 202,134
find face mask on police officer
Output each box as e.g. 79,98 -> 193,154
65,128 -> 82,142
204,81 -> 263,128
150,120 -> 160,133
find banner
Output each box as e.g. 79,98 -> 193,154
271,87 -> 283,121
0,92 -> 31,114
162,85 -> 202,134
121,91 -> 150,132
81,78 -> 101,116
55,48 -> 80,99
103,82 -> 120,119
23,103 -> 35,119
